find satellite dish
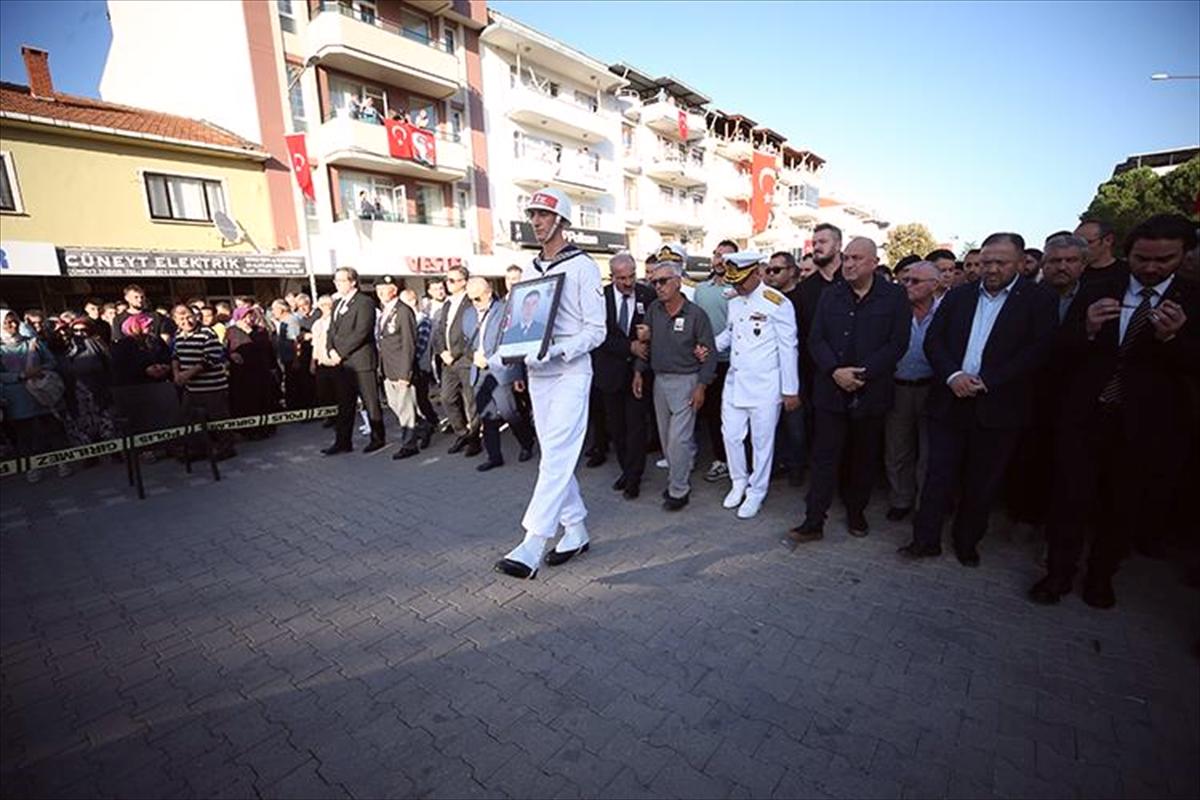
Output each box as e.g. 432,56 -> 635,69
213,210 -> 242,243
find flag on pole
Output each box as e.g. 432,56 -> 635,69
284,133 -> 315,202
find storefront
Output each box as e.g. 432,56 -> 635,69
507,221 -> 629,278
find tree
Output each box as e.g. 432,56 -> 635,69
1082,156 -> 1200,250
884,222 -> 938,266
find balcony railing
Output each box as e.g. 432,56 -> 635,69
322,108 -> 462,142
315,1 -> 449,51
337,208 -> 466,228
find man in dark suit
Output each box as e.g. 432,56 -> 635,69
375,275 -> 423,461
591,252 -> 656,499
431,266 -> 480,456
1031,214 -> 1200,608
468,278 -> 535,471
324,266 -> 385,455
787,236 -> 911,544
898,232 -> 1058,566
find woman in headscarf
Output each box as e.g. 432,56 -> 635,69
226,305 -> 280,439
1,308 -> 69,482
61,317 -> 117,456
110,312 -> 178,454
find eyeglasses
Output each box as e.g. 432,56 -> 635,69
447,276 -> 466,284
765,266 -> 791,275
649,277 -> 675,287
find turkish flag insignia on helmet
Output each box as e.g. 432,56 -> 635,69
531,192 -> 558,209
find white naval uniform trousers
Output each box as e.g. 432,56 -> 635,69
519,247 -> 607,539
716,283 -> 800,504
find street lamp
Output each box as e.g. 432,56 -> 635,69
1151,73 -> 1200,80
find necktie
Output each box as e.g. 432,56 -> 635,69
618,293 -> 630,336
1097,287 -> 1155,404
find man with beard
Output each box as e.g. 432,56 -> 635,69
494,189 -> 606,579
693,239 -> 739,483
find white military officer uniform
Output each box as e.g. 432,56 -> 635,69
495,189 -> 606,579
715,252 -> 800,519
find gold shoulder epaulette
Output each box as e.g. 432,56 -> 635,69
681,276 -> 698,288
762,289 -> 783,305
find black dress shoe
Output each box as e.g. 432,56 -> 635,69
392,447 -> 419,460
322,444 -> 352,455
847,510 -> 869,538
1028,575 -> 1071,605
955,547 -> 981,568
886,506 -> 912,522
545,542 -> 589,567
784,520 -> 824,545
1082,574 -> 1116,609
494,558 -> 537,580
623,483 -> 640,500
476,459 -> 504,472
447,436 -> 468,454
418,427 -> 434,450
585,452 -> 607,468
612,475 -> 627,492
362,441 -> 386,454
463,440 -> 482,457
897,542 -> 942,560
662,492 -> 690,511
518,447 -> 534,462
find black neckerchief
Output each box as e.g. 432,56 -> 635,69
533,243 -> 585,275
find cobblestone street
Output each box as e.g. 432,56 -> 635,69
2,422 -> 1198,799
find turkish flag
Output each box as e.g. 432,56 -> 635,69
385,118 -> 413,160
750,150 -> 777,234
410,126 -> 437,167
284,133 -> 315,202
677,109 -> 688,140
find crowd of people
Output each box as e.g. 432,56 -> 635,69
4,198 -> 1198,617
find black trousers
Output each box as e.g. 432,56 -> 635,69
601,385 -> 650,486
333,365 -> 383,448
804,410 -> 884,524
413,369 -> 438,426
440,360 -> 477,438
315,364 -> 339,410
1004,423 -> 1053,525
699,361 -> 729,462
586,387 -> 609,454
1045,404 -> 1187,582
912,405 -> 1018,553
476,375 -> 535,464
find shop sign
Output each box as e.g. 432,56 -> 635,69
61,248 -> 307,277
0,240 -> 61,276
510,222 -> 628,253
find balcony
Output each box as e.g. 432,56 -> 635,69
306,5 -> 461,99
645,152 -> 707,188
331,217 -> 472,274
717,172 -> 751,201
646,203 -> 704,232
314,115 -> 467,181
785,202 -> 820,224
714,137 -> 753,163
512,155 -> 611,196
508,85 -> 613,143
641,101 -> 706,142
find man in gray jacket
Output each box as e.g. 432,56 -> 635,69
469,278 -> 535,470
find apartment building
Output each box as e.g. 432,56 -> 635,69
478,10 -> 629,273
0,48 -> 298,312
101,0 -> 492,291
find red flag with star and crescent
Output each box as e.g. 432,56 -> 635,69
750,150 -> 778,234
385,118 -> 413,160
284,133 -> 315,202
677,109 -> 688,140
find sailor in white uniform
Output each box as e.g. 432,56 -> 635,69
494,189 -> 606,579
714,251 -> 801,519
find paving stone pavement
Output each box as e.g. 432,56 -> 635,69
2,422 -> 1198,799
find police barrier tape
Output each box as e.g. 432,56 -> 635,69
0,405 -> 338,477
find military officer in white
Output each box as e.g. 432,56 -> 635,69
714,251 -> 801,519
494,189 -> 606,579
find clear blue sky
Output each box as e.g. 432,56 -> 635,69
3,0 -> 1198,246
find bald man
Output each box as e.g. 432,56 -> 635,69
788,237 -> 911,544
883,261 -> 941,521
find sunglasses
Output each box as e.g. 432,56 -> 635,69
649,277 -> 675,287
765,266 -> 790,275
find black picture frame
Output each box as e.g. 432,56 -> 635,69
497,273 -> 566,364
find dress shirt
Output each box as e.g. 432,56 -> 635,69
1057,284 -> 1079,323
311,315 -> 336,366
616,289 -> 633,336
376,299 -> 399,340
895,299 -> 939,381
334,289 -> 357,318
953,274 -> 1019,381
442,292 -> 466,342
1120,274 -> 1173,344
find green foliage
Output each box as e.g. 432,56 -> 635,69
1082,156 -> 1200,250
884,222 -> 938,266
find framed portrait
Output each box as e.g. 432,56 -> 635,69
497,274 -> 565,364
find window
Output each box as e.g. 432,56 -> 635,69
450,108 -> 464,142
803,183 -> 820,208
338,171 -> 404,221
621,125 -> 635,158
278,0 -> 297,33
574,90 -> 598,113
145,173 -> 225,222
329,76 -> 387,121
689,147 -> 704,167
578,204 -> 601,228
658,185 -> 674,204
286,64 -> 306,132
305,196 -> 320,235
455,187 -> 469,229
354,0 -> 376,24
624,177 -> 637,211
443,25 -> 456,54
691,193 -> 704,216
399,8 -> 431,43
414,183 -> 445,225
0,152 -> 22,212
406,98 -> 439,131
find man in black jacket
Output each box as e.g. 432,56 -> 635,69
1031,214 -> 1199,608
431,266 -> 481,456
787,236 -> 910,544
591,253 -> 656,499
324,266 -> 385,455
899,232 -> 1057,566
375,275 -> 422,460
